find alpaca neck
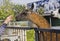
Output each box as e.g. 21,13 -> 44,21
28,12 -> 50,28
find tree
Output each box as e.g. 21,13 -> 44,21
13,5 -> 25,14
37,7 -> 44,15
0,0 -> 26,20
0,0 -> 14,20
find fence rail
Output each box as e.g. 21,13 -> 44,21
4,27 -> 60,41
0,26 -> 60,41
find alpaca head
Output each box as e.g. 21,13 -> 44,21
15,10 -> 31,21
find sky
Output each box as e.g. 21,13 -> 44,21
10,0 -> 58,4
10,0 -> 40,5
0,0 -> 59,5
0,0 -> 40,6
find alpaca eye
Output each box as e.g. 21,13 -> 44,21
23,12 -> 27,16
20,12 -> 27,16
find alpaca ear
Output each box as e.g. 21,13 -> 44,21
30,3 -> 34,10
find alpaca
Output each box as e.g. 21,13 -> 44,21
15,10 -> 60,41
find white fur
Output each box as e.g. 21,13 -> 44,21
52,9 -> 60,19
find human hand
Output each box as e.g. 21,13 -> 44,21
4,15 -> 13,24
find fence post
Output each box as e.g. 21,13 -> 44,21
34,28 -> 39,41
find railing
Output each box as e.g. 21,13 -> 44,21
38,27 -> 60,41
1,27 -> 60,41
6,27 -> 39,41
0,27 -> 38,41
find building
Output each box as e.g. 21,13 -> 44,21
27,0 -> 60,13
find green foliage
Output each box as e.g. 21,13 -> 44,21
0,6 -> 14,20
0,0 -> 25,20
26,30 -> 35,41
37,7 -> 44,15
0,0 -> 14,20
13,5 -> 25,14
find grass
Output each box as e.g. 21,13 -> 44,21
26,30 -> 35,41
